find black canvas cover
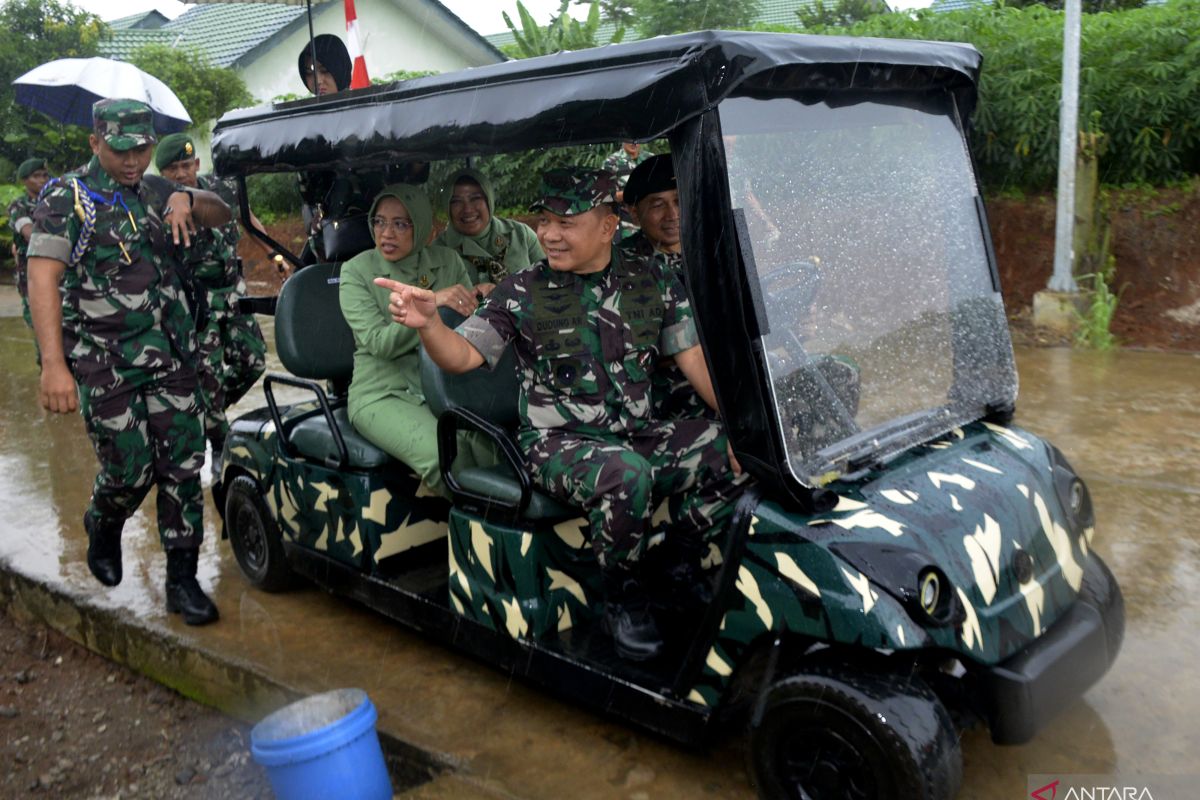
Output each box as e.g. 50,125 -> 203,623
212,30 -> 980,174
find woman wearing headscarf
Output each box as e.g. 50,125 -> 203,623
297,33 -> 352,96
339,185 -> 491,496
433,168 -> 544,295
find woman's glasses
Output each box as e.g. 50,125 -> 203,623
371,217 -> 413,234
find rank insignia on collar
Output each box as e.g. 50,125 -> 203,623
418,273 -> 431,289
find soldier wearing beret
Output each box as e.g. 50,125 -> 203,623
8,157 -> 52,332
619,153 -> 711,421
377,167 -> 745,662
156,132 -> 268,492
26,99 -> 233,626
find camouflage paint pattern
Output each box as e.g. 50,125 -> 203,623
222,401 -> 450,569
601,147 -> 651,188
683,421 -> 1095,708
447,511 -> 602,639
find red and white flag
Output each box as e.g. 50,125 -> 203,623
345,0 -> 370,89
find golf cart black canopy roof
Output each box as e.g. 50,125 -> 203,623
211,29 -> 981,174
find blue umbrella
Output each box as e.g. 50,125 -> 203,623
12,56 -> 192,133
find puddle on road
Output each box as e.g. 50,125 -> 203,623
2,301 -> 1198,798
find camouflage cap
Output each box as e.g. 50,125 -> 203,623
17,157 -> 46,179
155,133 -> 196,170
529,167 -> 619,216
92,98 -> 157,151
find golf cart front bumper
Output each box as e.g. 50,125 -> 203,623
982,575 -> 1124,745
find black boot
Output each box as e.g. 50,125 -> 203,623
83,512 -> 123,587
211,478 -> 227,521
666,538 -> 714,611
165,548 -> 219,626
601,567 -> 664,662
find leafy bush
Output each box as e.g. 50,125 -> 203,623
0,183 -> 27,268
764,1 -> 1200,191
245,172 -> 301,223
472,144 -> 616,215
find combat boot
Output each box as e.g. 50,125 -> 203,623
165,548 -> 220,626
83,512 -> 123,587
601,567 -> 664,662
666,537 -> 714,611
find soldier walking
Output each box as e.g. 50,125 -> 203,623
378,168 -> 745,661
8,157 -> 52,333
155,133 -> 268,501
25,99 -> 232,626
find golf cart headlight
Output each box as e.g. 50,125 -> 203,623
1068,479 -> 1086,517
920,570 -> 940,616
916,568 -> 957,625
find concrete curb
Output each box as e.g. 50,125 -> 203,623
0,559 -> 458,794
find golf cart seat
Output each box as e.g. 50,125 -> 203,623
268,262 -> 392,470
419,313 -> 578,524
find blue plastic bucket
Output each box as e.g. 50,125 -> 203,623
250,688 -> 392,800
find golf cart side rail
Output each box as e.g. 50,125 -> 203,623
212,30 -> 981,174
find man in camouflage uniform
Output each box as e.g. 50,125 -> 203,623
8,157 -> 52,332
618,153 -> 711,421
26,99 -> 233,626
156,133 -> 267,490
378,167 -> 744,661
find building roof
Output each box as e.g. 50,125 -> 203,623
928,0 -> 992,11
100,3 -> 304,67
107,10 -> 169,30
483,0 -> 859,49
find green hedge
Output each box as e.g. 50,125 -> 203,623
769,1 -> 1200,190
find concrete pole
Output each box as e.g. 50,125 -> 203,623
1049,0 -> 1082,292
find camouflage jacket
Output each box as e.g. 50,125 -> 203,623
433,216 -> 544,286
181,174 -> 242,326
618,229 -> 683,278
8,193 -> 38,262
457,247 -> 697,444
601,148 -> 651,187
27,156 -> 195,389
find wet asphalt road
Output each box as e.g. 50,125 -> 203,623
2,286 -> 1198,798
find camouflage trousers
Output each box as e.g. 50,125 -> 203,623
77,368 -> 206,549
652,361 -> 716,421
525,418 -> 745,569
197,303 -> 266,454
219,292 -> 267,408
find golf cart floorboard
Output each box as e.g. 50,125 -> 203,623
283,543 -> 713,745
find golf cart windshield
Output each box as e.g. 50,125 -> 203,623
720,91 -> 1016,484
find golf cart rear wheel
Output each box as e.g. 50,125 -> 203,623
225,475 -> 294,592
749,666 -> 962,800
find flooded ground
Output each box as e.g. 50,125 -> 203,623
1,286 -> 1197,798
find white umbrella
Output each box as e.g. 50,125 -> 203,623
12,57 -> 192,133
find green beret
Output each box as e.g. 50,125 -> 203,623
17,158 -> 46,180
155,133 -> 197,170
92,98 -> 157,151
529,167 -> 619,216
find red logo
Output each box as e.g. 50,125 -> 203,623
1031,780 -> 1059,800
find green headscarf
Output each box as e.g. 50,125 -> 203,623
369,183 -> 433,255
440,168 -> 496,249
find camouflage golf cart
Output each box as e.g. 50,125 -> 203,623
212,31 -> 1124,799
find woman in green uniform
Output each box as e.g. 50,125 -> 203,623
433,168 -> 543,295
339,184 -> 490,496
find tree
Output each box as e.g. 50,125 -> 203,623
574,0 -> 635,27
503,0 -> 623,58
0,0 -> 107,175
631,0 -> 761,38
128,45 -> 252,130
1003,0 -> 1146,12
796,0 -> 891,30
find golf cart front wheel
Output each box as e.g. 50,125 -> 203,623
748,666 -> 962,800
225,474 -> 294,592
